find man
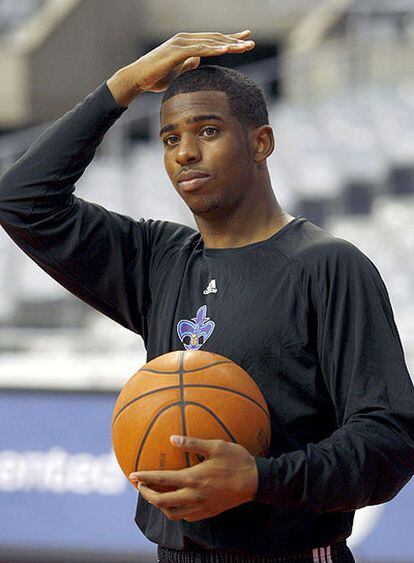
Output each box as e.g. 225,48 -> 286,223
1,31 -> 414,563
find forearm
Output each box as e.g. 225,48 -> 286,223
0,82 -> 126,229
0,80 -> 148,334
254,412 -> 414,512
264,240 -> 414,513
107,66 -> 143,108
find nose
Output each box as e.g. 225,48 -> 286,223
175,134 -> 201,165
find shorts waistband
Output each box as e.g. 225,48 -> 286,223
157,541 -> 354,563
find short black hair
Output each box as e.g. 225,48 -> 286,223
161,65 -> 269,133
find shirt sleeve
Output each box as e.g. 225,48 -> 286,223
0,82 -> 150,337
254,239 -> 414,512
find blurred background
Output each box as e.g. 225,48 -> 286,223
0,0 -> 413,561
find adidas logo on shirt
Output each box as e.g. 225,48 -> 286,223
203,279 -> 218,295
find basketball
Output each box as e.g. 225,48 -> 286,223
112,350 -> 271,484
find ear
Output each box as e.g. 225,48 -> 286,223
250,125 -> 275,163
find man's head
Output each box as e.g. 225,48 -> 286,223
159,65 -> 274,216
162,65 -> 269,138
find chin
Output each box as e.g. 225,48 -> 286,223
188,201 -> 222,216
185,196 -> 222,216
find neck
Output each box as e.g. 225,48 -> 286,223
194,172 -> 295,249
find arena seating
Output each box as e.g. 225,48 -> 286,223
0,0 -> 47,35
0,85 -> 413,386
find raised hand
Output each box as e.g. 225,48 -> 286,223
107,30 -> 255,107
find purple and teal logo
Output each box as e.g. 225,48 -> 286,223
177,305 -> 215,351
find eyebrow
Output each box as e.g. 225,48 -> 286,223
159,114 -> 225,137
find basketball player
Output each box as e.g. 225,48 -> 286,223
1,31 -> 414,563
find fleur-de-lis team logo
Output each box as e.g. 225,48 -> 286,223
177,305 -> 215,351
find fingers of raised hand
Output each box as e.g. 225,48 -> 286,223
170,32 -> 255,57
175,30 -> 251,40
183,40 -> 255,55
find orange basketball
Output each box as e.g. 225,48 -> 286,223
111,350 -> 271,485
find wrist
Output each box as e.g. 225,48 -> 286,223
253,456 -> 275,503
241,454 -> 259,502
106,68 -> 143,108
249,457 -> 259,501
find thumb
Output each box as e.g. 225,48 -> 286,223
170,434 -> 214,456
179,56 -> 201,75
163,57 -> 200,90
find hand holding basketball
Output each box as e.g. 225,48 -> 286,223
111,350 -> 271,480
131,434 -> 258,522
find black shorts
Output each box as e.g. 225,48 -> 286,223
157,541 -> 355,563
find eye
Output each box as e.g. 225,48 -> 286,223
164,135 -> 180,146
163,126 -> 219,147
201,126 -> 219,137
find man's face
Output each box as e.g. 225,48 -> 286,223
160,90 -> 254,216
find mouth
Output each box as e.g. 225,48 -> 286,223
177,175 -> 210,192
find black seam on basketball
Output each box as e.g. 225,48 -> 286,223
133,400 -> 238,472
138,360 -> 232,375
112,383 -> 270,427
186,385 -> 269,419
112,385 -> 181,426
186,402 -> 238,443
179,351 -> 190,468
134,401 -> 182,472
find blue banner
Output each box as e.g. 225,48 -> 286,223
0,391 -> 155,557
0,391 -> 412,560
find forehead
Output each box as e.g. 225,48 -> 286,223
160,90 -> 233,125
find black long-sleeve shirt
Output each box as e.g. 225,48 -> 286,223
1,82 -> 414,556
